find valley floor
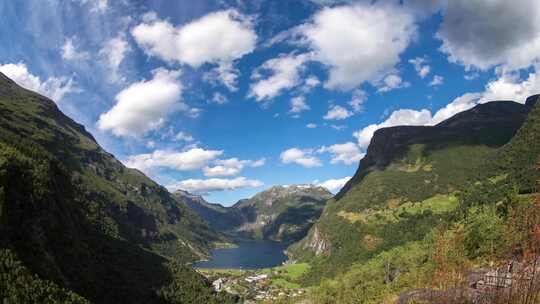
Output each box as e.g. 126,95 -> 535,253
197,263 -> 310,303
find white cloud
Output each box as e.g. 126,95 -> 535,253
211,92 -> 229,104
132,9 -> 256,90
429,75 -> 444,87
132,9 -> 256,66
204,62 -> 240,91
352,69 -> 540,149
324,105 -> 352,120
432,71 -> 540,124
330,124 -> 346,131
438,0 -> 540,71
280,148 -> 322,168
353,108 -> 432,149
377,74 -> 410,93
97,68 -> 190,137
75,0 -> 108,13
173,131 -> 194,142
299,3 -> 416,90
348,89 -> 367,112
290,96 -> 310,113
302,75 -> 321,92
0,62 -> 77,102
306,123 -> 317,129
61,38 -> 90,61
409,57 -> 430,78
203,157 -> 265,177
99,35 -> 130,83
480,72 -> 540,103
317,176 -> 351,193
318,142 -> 364,165
430,93 -> 479,125
249,53 -> 309,101
167,176 -> 263,194
125,148 -> 222,172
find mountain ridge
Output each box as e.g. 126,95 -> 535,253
290,98 -> 536,283
174,184 -> 333,242
0,71 -> 234,303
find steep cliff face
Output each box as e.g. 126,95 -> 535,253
176,185 -> 333,242
289,99 -> 534,282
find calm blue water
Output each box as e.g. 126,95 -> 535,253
193,241 -> 289,269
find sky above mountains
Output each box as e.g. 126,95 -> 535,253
1,0 -> 540,205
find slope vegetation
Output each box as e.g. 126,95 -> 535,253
0,72 -> 232,303
289,100 -> 533,282
175,185 -> 332,242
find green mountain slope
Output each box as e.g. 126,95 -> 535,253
175,185 -> 332,242
0,72 -> 233,303
289,99 -> 533,283
0,72 -> 221,261
489,95 -> 540,192
301,97 -> 540,304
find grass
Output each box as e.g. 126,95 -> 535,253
271,278 -> 301,289
196,268 -> 246,276
336,194 -> 458,226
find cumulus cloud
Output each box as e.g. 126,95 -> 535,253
409,57 -> 430,78
429,75 -> 444,87
289,96 -> 310,113
99,35 -> 130,83
61,38 -> 90,61
299,3 -> 416,90
132,9 -> 256,89
317,176 -> 351,193
353,108 -> 432,149
318,142 -> 364,165
132,9 -> 256,66
97,68 -> 190,137
377,74 -> 410,93
249,53 -> 309,101
324,105 -> 352,120
438,0 -> 540,71
306,123 -> 317,129
125,148 -> 223,172
280,148 -> 322,168
203,157 -> 265,177
0,62 -> 77,102
352,69 -> 540,149
167,177 -> 263,194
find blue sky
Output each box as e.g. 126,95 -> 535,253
1,0 -> 540,206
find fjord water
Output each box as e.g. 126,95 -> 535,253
193,241 -> 289,269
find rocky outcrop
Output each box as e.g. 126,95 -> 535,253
304,226 -> 330,256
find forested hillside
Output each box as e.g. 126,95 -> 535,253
0,72 -> 234,303
290,97 -> 540,303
